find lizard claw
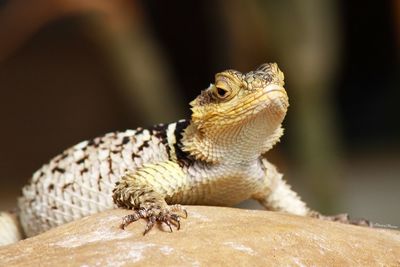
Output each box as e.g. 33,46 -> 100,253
169,204 -> 188,219
120,208 -> 147,230
120,204 -> 187,235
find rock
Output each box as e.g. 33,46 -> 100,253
0,206 -> 399,266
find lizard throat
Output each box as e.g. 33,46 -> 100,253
181,109 -> 285,164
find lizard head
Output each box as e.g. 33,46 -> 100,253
183,63 -> 289,163
190,62 -> 288,132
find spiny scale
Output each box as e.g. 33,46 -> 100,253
18,120 -> 190,237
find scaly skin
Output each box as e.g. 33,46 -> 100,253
2,63 -> 368,244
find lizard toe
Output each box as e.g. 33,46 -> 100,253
119,205 -> 188,234
120,208 -> 147,229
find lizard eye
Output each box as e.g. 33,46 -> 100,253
215,87 -> 229,98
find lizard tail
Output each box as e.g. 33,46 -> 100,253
0,211 -> 24,246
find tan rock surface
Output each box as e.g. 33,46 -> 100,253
0,206 -> 399,266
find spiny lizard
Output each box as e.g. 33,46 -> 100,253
0,63 -> 368,245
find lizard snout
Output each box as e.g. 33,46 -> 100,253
264,84 -> 289,113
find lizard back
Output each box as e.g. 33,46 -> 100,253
18,120 -> 189,237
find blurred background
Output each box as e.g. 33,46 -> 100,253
0,0 -> 399,226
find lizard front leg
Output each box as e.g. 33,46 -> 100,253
252,159 -> 309,216
112,161 -> 187,235
253,159 -> 370,226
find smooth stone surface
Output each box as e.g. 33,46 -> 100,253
0,206 -> 399,266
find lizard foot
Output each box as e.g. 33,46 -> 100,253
120,204 -> 187,235
310,211 -> 371,227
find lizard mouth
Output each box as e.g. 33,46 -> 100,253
265,85 -> 288,111
220,84 -> 288,125
251,84 -> 288,117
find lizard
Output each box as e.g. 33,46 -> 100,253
0,62 -> 369,245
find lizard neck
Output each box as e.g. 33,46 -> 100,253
181,114 -> 284,164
